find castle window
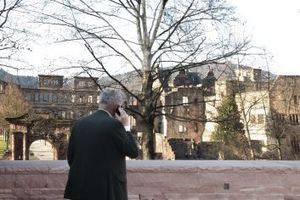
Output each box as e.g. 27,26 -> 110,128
182,96 -> 188,105
250,115 -> 256,124
79,81 -> 85,88
39,93 -> 43,102
52,79 -> 59,86
179,125 -> 187,133
71,95 -> 75,103
87,81 -> 94,87
185,107 -> 190,114
291,136 -> 300,154
88,95 -> 93,103
257,114 -> 264,124
170,106 -> 174,114
194,98 -> 198,104
130,116 -> 136,127
70,111 -> 74,119
62,111 -> 66,119
43,93 -> 49,102
294,95 -> 298,105
52,94 -> 58,102
129,97 -> 138,106
289,114 -> 299,125
43,79 -> 49,87
35,93 -> 39,102
25,94 -> 31,101
0,84 -> 4,93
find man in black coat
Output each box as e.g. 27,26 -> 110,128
64,88 -> 139,200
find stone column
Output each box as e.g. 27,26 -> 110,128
161,91 -> 168,137
53,145 -> 58,160
11,132 -> 15,161
23,132 -> 27,160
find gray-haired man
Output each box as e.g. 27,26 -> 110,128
64,88 -> 139,200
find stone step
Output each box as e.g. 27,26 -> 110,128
128,195 -> 141,200
129,194 -> 150,200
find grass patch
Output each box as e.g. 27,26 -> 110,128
0,135 -> 7,159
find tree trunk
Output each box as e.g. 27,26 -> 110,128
140,70 -> 156,159
236,84 -> 256,160
243,122 -> 256,159
141,121 -> 155,159
276,138 -> 283,160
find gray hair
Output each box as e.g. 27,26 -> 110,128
99,88 -> 126,107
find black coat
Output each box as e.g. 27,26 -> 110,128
64,110 -> 139,200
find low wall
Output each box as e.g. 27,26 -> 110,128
1,160 -> 300,200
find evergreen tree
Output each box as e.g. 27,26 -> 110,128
212,95 -> 249,159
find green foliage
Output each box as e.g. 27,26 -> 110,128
212,95 -> 249,159
0,135 -> 6,159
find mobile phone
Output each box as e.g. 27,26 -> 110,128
115,106 -> 121,116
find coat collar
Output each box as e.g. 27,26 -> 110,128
98,109 -> 113,118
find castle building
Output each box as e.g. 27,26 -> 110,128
2,65 -> 300,160
4,75 -> 99,160
269,76 -> 300,159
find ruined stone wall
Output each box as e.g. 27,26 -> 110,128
269,76 -> 300,159
165,87 -> 205,142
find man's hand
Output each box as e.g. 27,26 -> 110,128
115,107 -> 130,127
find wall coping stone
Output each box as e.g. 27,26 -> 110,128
1,160 -> 300,173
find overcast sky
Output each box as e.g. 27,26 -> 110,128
4,0 -> 300,76
228,0 -> 300,75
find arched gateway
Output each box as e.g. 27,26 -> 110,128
29,140 -> 55,160
6,113 -> 71,160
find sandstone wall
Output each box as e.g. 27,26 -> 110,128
1,160 -> 300,200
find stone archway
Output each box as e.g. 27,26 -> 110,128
29,118 -> 69,160
29,139 -> 56,160
6,114 -> 70,160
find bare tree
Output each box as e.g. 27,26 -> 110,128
0,0 -> 24,70
0,82 -> 29,128
37,0 -> 252,159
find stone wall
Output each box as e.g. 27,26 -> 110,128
1,160 -> 300,200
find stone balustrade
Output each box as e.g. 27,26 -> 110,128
1,160 -> 300,200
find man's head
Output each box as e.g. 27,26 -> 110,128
98,88 -> 126,115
